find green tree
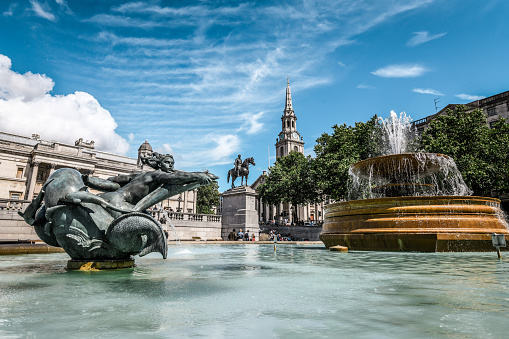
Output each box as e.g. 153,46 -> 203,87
257,151 -> 319,209
419,105 -> 509,196
196,181 -> 220,214
313,116 -> 382,200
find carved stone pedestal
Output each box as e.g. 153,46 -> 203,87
66,258 -> 135,271
221,186 -> 260,240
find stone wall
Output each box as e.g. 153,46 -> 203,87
149,210 -> 222,241
259,224 -> 323,241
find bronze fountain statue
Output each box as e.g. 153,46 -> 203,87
19,152 -> 218,264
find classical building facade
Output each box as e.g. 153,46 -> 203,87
252,79 -> 324,224
413,90 -> 509,132
0,131 -> 196,213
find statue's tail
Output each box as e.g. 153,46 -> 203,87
106,212 -> 167,259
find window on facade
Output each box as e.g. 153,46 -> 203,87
286,121 -> 290,128
292,121 -> 295,128
16,167 -> 24,179
9,192 -> 22,200
487,107 -> 497,117
293,146 -> 298,152
280,147 -> 283,156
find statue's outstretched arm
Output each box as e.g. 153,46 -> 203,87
132,171 -> 219,212
107,173 -> 139,185
153,170 -> 218,186
83,175 -> 121,191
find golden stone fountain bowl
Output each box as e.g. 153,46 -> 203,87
320,196 -> 509,252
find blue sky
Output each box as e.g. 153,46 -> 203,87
0,0 -> 508,192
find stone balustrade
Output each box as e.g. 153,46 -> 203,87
0,199 -> 223,242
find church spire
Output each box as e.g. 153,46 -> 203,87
284,77 -> 294,115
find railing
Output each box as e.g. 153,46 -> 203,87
0,199 -> 30,211
146,209 -> 222,224
412,117 -> 427,125
0,199 -> 222,225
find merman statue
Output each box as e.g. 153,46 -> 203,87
19,152 -> 218,262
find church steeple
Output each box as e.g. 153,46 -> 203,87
284,77 -> 294,115
275,77 -> 304,159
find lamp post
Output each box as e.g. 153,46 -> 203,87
177,196 -> 182,212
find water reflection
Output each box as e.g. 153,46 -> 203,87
1,245 -> 509,338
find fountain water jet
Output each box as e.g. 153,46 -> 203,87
320,112 -> 509,252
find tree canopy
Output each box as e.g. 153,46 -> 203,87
313,116 -> 382,200
196,181 -> 220,214
420,105 -> 509,196
257,151 -> 318,207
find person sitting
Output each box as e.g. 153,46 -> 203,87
237,229 -> 244,240
244,230 -> 250,241
228,229 -> 236,241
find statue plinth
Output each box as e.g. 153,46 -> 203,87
66,258 -> 135,271
221,186 -> 259,240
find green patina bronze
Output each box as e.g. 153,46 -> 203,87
19,152 -> 218,261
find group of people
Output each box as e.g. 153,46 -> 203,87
228,228 -> 256,241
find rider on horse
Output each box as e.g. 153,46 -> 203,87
234,154 -> 242,177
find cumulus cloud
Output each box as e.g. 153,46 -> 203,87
0,55 -> 54,101
372,64 -> 428,78
455,93 -> 486,101
407,31 -> 446,47
0,54 -> 129,154
29,0 -> 56,21
413,88 -> 444,96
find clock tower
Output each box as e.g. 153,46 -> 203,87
275,78 -> 304,158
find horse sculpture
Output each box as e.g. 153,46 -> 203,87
227,157 -> 255,188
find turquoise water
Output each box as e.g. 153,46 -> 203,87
1,244 -> 509,338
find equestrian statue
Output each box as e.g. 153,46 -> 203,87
19,152 -> 218,261
227,154 -> 255,188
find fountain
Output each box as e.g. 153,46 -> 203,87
320,111 -> 509,252
18,152 -> 218,269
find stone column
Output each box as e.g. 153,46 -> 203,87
27,161 -> 40,200
48,164 -> 56,177
183,191 -> 189,213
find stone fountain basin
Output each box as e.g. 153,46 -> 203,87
350,153 -> 452,181
320,196 -> 509,252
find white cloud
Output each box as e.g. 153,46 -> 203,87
55,0 -> 73,15
413,88 -> 444,96
161,143 -> 175,155
3,3 -> 16,16
357,84 -> 375,90
208,134 -> 240,164
407,31 -> 446,47
455,93 -> 486,101
337,61 -> 346,67
29,0 -> 56,21
372,64 -> 428,78
238,112 -> 264,135
128,133 -> 135,142
0,54 -> 129,154
0,55 -> 54,101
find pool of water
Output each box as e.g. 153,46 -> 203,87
1,244 -> 509,338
